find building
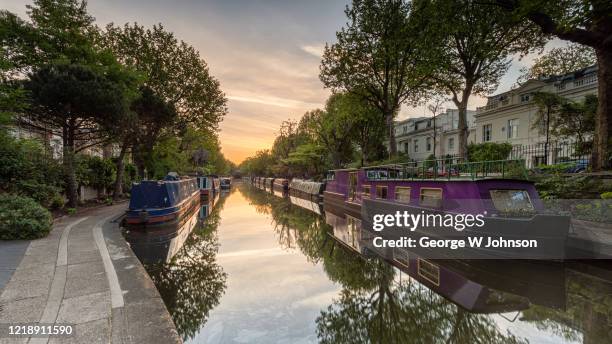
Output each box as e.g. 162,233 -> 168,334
474,65 -> 597,166
394,109 -> 476,161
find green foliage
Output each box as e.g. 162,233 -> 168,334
0,133 -> 64,208
467,142 -> 513,162
517,43 -> 596,84
76,155 -> 116,191
601,192 -> 612,200
103,22 -> 227,132
0,194 -> 52,240
320,0 -> 434,154
535,174 -> 605,200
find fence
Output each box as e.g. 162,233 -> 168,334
508,140 -> 591,169
401,139 -> 591,172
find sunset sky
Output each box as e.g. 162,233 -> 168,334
5,0 -> 566,164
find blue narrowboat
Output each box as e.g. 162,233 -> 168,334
125,177 -> 200,229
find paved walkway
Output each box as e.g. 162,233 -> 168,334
0,204 -> 181,344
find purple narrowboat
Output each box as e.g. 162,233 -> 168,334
325,160 -> 571,259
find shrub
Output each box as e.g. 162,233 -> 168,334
601,192 -> 612,200
0,194 -> 53,240
76,155 -> 116,192
467,142 -> 513,162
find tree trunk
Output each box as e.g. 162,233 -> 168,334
113,141 -> 129,200
592,49 -> 611,171
63,124 -> 78,208
133,144 -> 146,180
456,101 -> 469,160
386,111 -> 397,157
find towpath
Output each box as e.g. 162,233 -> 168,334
0,204 -> 181,344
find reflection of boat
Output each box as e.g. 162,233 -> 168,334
290,195 -> 323,215
126,176 -> 200,229
125,205 -> 199,264
199,190 -> 220,220
325,207 -> 567,312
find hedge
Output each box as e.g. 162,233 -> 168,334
0,194 -> 53,240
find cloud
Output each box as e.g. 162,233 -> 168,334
301,44 -> 325,58
227,94 -> 322,109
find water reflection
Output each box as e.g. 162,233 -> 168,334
242,183 -> 612,344
126,183 -> 612,343
124,189 -> 231,341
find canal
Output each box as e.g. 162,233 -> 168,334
125,182 -> 612,344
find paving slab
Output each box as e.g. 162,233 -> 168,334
0,203 -> 182,343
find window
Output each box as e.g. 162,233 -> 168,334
414,139 -> 419,152
490,189 -> 534,213
403,142 -> 409,153
403,125 -> 407,133
418,259 -> 440,286
448,137 -> 454,150
426,137 -> 432,151
395,187 -> 411,203
376,186 -> 388,199
419,188 -> 442,208
366,170 -> 377,180
326,172 -> 335,181
482,124 -> 492,142
507,119 -> 519,139
362,185 -> 371,198
520,94 -> 531,103
393,248 -> 410,268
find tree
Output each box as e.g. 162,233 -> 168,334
320,0 -> 432,156
532,92 -> 563,164
492,0 -> 612,170
426,95 -> 446,158
24,63 -> 132,207
130,87 -> 178,179
517,43 -> 596,84
103,23 -> 227,134
419,0 -> 544,158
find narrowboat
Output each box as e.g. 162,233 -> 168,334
220,177 -> 231,190
289,178 -> 325,199
196,175 -> 221,200
325,159 -> 570,259
273,178 -> 289,193
125,176 -> 200,230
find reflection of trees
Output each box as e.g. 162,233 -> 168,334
145,194 -> 229,341
521,269 -> 612,344
239,183 -> 272,215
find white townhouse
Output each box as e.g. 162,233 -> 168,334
393,109 -> 476,161
474,65 -> 598,165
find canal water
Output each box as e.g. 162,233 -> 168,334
124,182 -> 612,344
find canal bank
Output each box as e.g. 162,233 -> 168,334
0,203 -> 181,344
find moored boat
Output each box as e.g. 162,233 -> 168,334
125,176 -> 200,230
325,159 -> 570,259
196,175 -> 220,200
273,178 -> 289,192
220,177 -> 232,190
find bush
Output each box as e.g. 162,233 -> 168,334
0,194 -> 53,240
467,142 -> 513,162
76,155 -> 116,192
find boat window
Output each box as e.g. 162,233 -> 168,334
366,170 -> 377,180
418,259 -> 440,286
378,170 -> 389,179
393,248 -> 410,268
395,187 -> 411,203
326,172 -> 335,181
388,170 -> 398,179
420,188 -> 442,208
376,186 -> 388,199
362,185 -> 371,198
490,189 -> 534,213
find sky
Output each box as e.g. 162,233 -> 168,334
4,0 -> 566,164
